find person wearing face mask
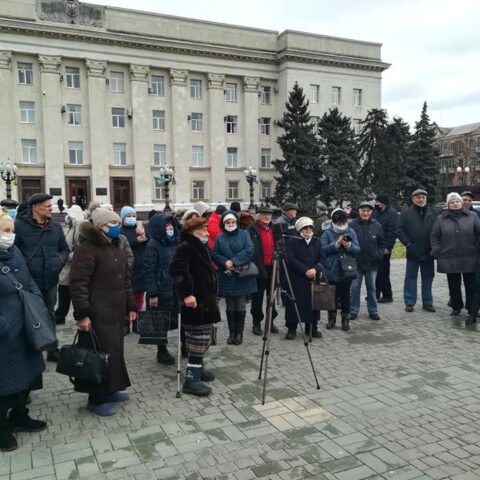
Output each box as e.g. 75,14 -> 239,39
69,208 -> 137,416
0,213 -> 47,451
1,199 -> 18,220
120,206 -> 149,334
431,192 -> 480,319
284,217 -> 326,340
170,217 -> 221,396
143,214 -> 181,364
321,209 -> 360,332
212,211 -> 257,345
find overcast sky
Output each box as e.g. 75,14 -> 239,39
87,0 -> 480,129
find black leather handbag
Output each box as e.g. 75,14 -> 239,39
233,262 -> 259,279
138,309 -> 171,345
339,257 -> 358,280
56,329 -> 109,384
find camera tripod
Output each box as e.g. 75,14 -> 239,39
258,247 -> 320,405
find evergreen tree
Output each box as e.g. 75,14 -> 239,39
409,102 -> 440,202
273,82 -> 322,211
317,108 -> 361,207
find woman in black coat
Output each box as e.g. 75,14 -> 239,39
170,217 -> 221,397
285,217 -> 326,340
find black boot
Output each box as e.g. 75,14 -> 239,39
0,428 -> 17,452
182,364 -> 211,396
8,408 -> 47,433
466,315 -> 477,326
326,311 -> 336,330
233,312 -> 245,345
252,321 -> 262,336
341,313 -> 350,332
311,322 -> 322,338
156,344 -> 175,365
226,311 -> 235,345
46,348 -> 60,363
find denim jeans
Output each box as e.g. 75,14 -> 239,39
403,258 -> 434,306
350,269 -> 378,315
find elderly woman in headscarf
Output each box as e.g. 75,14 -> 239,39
170,217 -> 221,396
69,208 -> 137,416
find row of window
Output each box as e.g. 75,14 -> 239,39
17,63 -> 274,104
179,180 -> 272,202
19,139 -> 274,169
309,85 -> 362,107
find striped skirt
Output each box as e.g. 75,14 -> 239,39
183,324 -> 212,357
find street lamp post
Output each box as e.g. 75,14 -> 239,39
244,166 -> 258,214
0,160 -> 18,200
159,165 -> 174,211
456,165 -> 470,189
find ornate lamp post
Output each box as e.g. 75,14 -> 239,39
159,165 -> 175,211
244,166 -> 258,214
456,165 -> 470,189
0,160 -> 17,200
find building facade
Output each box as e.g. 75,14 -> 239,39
0,0 -> 389,210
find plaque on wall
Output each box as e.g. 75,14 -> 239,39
49,188 -> 62,196
96,188 -> 108,196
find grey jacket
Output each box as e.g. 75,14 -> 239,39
430,209 -> 480,274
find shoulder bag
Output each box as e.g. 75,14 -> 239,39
339,256 -> 358,281
233,262 -> 259,278
0,261 -> 57,352
138,309 -> 171,345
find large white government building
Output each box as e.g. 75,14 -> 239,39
0,0 -> 389,210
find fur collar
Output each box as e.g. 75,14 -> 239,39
78,221 -> 118,247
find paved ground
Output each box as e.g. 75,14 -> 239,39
3,259 -> 480,480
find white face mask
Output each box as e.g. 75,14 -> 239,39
333,223 -> 348,234
225,225 -> 237,232
0,233 -> 15,250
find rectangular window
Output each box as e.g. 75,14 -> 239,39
352,118 -> 362,136
110,71 -> 124,93
112,107 -> 125,128
67,104 -> 81,126
331,86 -> 341,106
154,179 -> 166,200
151,75 -> 165,96
225,83 -> 237,102
190,79 -> 202,99
227,181 -> 239,200
18,62 -> 33,85
310,84 -> 320,104
191,112 -> 203,132
21,139 -> 37,164
113,143 -> 126,166
260,86 -> 271,105
19,101 -> 35,123
227,147 -> 238,168
192,146 -> 204,167
153,110 -> 165,130
68,141 -> 84,165
226,115 -> 238,134
353,88 -> 362,107
261,181 -> 272,200
65,67 -> 80,88
192,180 -> 206,200
261,148 -> 272,168
259,117 -> 271,135
153,144 -> 166,167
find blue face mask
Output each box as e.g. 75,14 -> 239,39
199,236 -> 208,245
124,217 -> 137,227
166,230 -> 174,238
7,209 -> 17,220
105,224 -> 121,239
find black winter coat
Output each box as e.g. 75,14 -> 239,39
120,224 -> 148,293
397,205 -> 437,261
285,235 -> 326,324
373,206 -> 397,250
350,218 -> 385,270
14,210 -> 69,291
430,209 -> 480,274
169,233 -> 221,326
248,222 -> 277,280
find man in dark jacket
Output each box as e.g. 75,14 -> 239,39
313,201 -> 329,236
461,191 -> 480,218
274,203 -> 298,236
349,201 -> 385,320
14,193 -> 69,362
248,206 -> 279,335
397,189 -> 437,312
373,193 -> 397,303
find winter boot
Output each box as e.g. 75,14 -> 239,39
226,311 -> 235,345
8,407 -> 47,433
233,312 -> 246,345
182,364 -> 211,396
156,345 -> 175,365
341,313 -> 350,332
311,322 -> 322,338
252,321 -> 262,336
0,413 -> 17,452
326,311 -> 336,330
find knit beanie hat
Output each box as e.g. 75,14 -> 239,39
215,205 -> 227,215
193,201 -> 211,217
229,201 -> 241,213
222,212 -> 237,225
182,216 -> 208,234
66,204 -> 86,223
295,216 -> 314,232
120,206 -> 136,221
182,209 -> 200,223
91,208 -> 121,227
446,192 -> 462,206
331,209 -> 348,224
375,193 -> 390,205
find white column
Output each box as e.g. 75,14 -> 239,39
207,73 -> 226,204
39,55 -> 64,199
85,59 -> 110,205
169,69 -> 189,204
130,64 -> 153,210
243,76 -> 260,203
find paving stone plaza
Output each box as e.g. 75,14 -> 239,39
2,259 -> 480,480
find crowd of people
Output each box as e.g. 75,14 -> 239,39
1,186 -> 480,451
